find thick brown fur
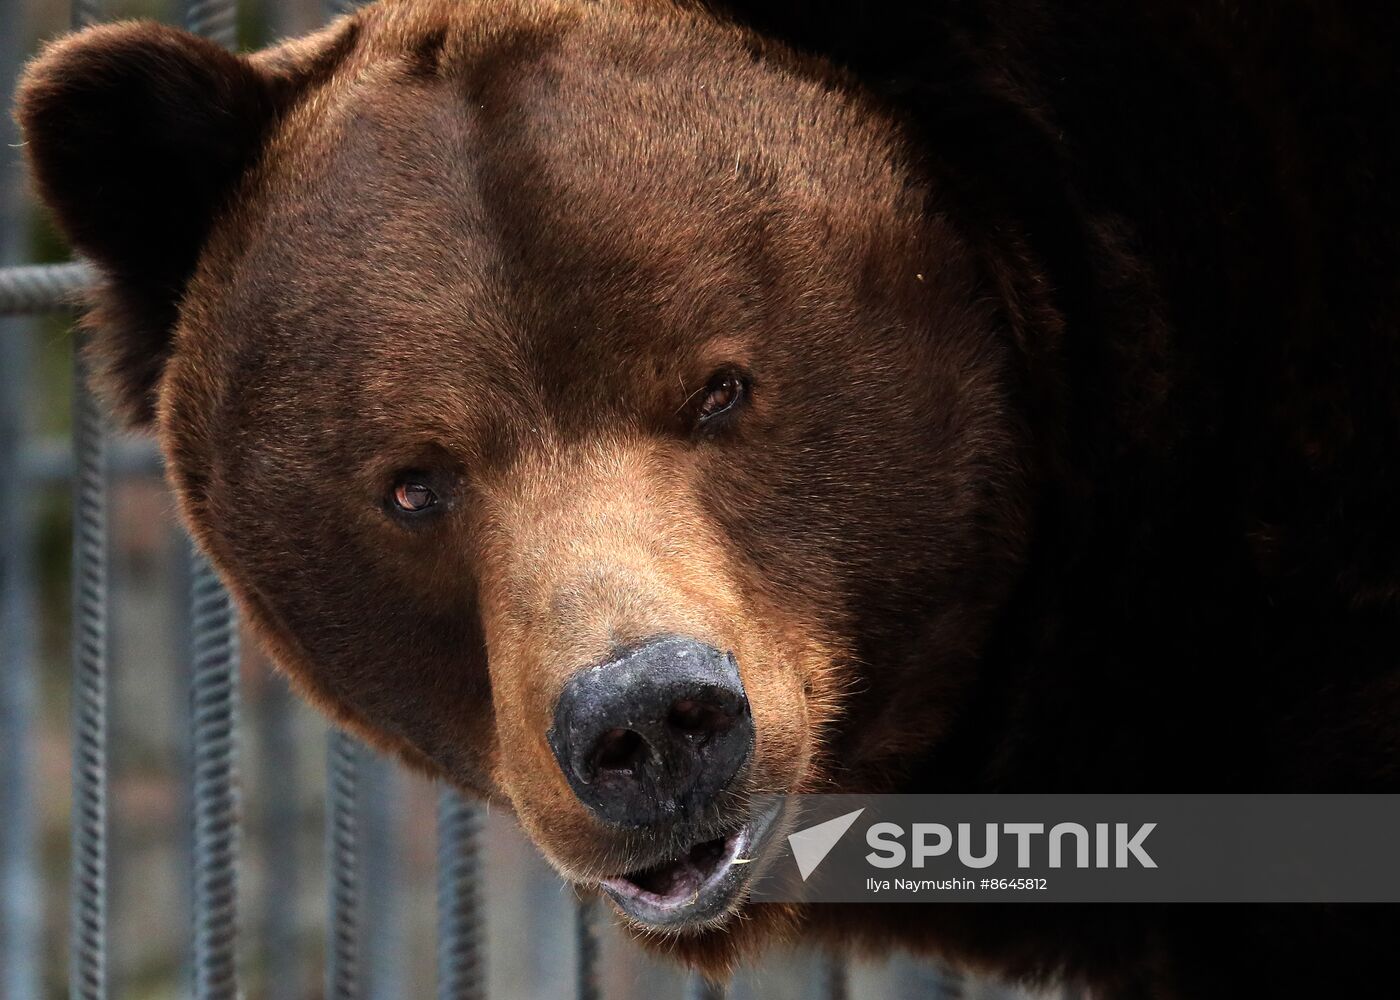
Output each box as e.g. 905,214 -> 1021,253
15,1 -> 1400,996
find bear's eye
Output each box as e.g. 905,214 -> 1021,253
391,478 -> 438,514
695,370 -> 750,429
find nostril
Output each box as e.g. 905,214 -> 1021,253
549,637 -> 754,827
591,728 -> 646,774
668,697 -> 734,737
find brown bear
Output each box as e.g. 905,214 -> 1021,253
16,0 -> 1400,995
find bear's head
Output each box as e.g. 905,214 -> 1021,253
18,0 -> 1031,967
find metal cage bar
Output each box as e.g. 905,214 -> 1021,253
178,2 -> 243,996
69,330 -> 110,1000
686,977 -> 725,1000
189,553 -> 241,1000
0,306 -> 40,1000
260,674 -> 302,1000
576,896 -> 601,1000
0,262 -> 92,316
822,956 -> 849,1000
327,729 -> 364,1000
172,537 -> 197,999
362,752 -> 401,1000
185,0 -> 238,48
64,1 -> 107,995
436,791 -> 485,1000
896,959 -> 966,999
0,1 -> 41,994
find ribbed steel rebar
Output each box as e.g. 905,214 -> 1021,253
0,330 -> 40,1000
822,955 -> 849,1000
0,262 -> 93,316
69,333 -> 109,1000
178,2 -> 243,994
72,0 -> 100,27
686,976 -> 726,1000
575,896 -> 600,1000
260,675 -> 301,1000
897,962 -> 965,999
171,540 -> 197,998
189,552 -> 241,1000
65,9 -> 105,997
938,965 -> 967,999
327,730 -> 363,1000
184,0 -> 237,48
1,1 -> 41,992
436,791 -> 485,1000
361,754 -> 400,1000
21,435 -> 162,484
321,0 -> 370,989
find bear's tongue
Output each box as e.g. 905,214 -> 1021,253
620,834 -> 730,901
600,803 -> 785,927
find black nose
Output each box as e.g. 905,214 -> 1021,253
548,637 -> 753,828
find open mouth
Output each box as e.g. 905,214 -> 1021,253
599,801 -> 783,930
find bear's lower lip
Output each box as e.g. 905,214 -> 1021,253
599,801 -> 783,930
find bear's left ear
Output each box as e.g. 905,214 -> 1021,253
16,21 -> 299,426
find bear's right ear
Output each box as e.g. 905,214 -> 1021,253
16,22 -> 295,426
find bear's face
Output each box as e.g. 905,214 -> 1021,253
20,0 -> 1028,959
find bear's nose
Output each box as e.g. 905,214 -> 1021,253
547,637 -> 753,828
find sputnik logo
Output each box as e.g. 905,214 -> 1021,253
787,808 -> 865,880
